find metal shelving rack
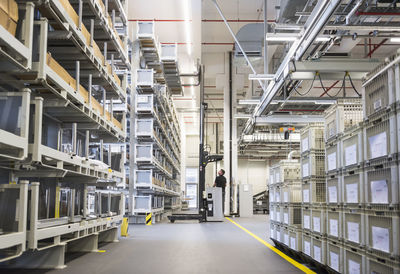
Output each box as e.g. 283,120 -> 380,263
129,21 -> 181,224
0,0 -> 130,268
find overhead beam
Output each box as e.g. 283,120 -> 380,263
255,114 -> 325,125
290,71 -> 367,80
291,60 -> 380,72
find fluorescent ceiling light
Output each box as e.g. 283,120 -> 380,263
238,99 -> 260,105
315,36 -> 330,42
265,36 -> 298,42
249,74 -> 275,81
390,37 -> 400,43
182,0 -> 192,55
234,114 -> 252,119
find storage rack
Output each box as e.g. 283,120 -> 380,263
0,0 -> 129,268
129,21 -> 181,224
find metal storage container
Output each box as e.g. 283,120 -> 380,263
135,170 -> 152,187
282,205 -> 302,227
135,144 -> 153,162
137,21 -> 155,38
282,226 -> 290,246
273,160 -> 301,183
270,222 -> 276,240
136,118 -> 154,138
302,207 -> 311,231
343,172 -> 365,206
302,232 -> 312,257
136,69 -> 154,87
160,44 -> 177,61
281,182 -> 302,204
312,207 -> 326,235
289,228 -> 302,252
341,125 -> 364,170
312,235 -> 327,264
326,141 -> 341,174
135,93 -> 154,113
366,254 -> 400,274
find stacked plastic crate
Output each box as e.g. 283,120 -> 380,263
361,54 -> 400,274
324,99 -> 364,273
300,124 -> 327,266
269,160 -> 302,253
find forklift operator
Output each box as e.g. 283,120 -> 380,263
213,169 -> 226,212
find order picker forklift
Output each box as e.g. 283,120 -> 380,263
168,65 -> 223,223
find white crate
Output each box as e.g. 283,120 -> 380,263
135,93 -> 154,113
301,152 -> 325,178
302,180 -> 326,205
327,177 -> 342,205
160,44 -> 177,61
136,118 -> 154,138
276,224 -> 282,242
302,207 -> 311,231
341,125 -> 364,169
365,163 -> 400,207
312,236 -> 327,264
364,113 -> 398,162
344,246 -> 366,274
135,144 -> 153,161
343,210 -> 366,247
324,99 -> 363,141
281,182 -> 302,204
300,124 -> 325,153
276,205 -> 282,223
302,233 -> 312,257
282,226 -> 290,246
270,222 -> 277,240
312,208 -> 326,235
282,206 -> 302,227
137,21 -> 155,39
289,229 -> 302,252
135,169 -> 152,187
136,69 -> 154,87
365,214 -> 400,260
273,160 -> 301,183
366,254 -> 400,274
343,172 -> 365,206
134,195 -> 152,211
327,209 -> 343,239
327,241 -> 344,273
326,141 -> 341,173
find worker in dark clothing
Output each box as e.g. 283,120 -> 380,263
213,169 -> 226,213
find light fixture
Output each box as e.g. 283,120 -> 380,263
390,37 -> 400,43
315,36 -> 330,42
248,74 -> 275,81
265,36 -> 298,42
238,99 -> 260,105
182,0 -> 192,55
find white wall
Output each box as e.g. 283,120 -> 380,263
237,159 -> 269,195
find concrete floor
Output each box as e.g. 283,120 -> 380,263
2,215 -> 304,274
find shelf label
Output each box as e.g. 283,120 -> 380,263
347,221 -> 360,243
345,143 -> 357,166
328,186 -> 338,203
313,216 -> 321,233
330,219 -> 339,237
346,183 -> 359,203
330,251 -> 339,272
327,152 -> 337,171
372,226 -> 390,253
348,259 -> 360,274
369,131 -> 387,159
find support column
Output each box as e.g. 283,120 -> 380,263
223,52 -> 230,216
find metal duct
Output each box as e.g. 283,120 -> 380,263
277,0 -> 309,23
234,23 -> 264,57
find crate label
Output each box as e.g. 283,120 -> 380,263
290,236 -> 296,249
313,216 -> 321,233
371,180 -> 389,204
328,186 -> 338,203
372,226 -> 390,253
327,152 -> 337,171
269,175 -> 274,185
313,245 -> 321,262
302,163 -> 309,178
329,219 -> 339,237
270,192 -> 274,202
277,231 -> 281,241
303,189 -> 310,203
275,172 -> 280,183
284,192 -> 289,203
284,234 -> 289,246
275,192 -> 280,203
348,259 -> 360,274
304,215 -> 310,229
329,123 -> 335,138
373,98 -> 382,110
346,183 -> 359,203
345,144 -> 357,166
301,137 -> 309,152
304,241 -> 311,256
284,213 -> 289,224
270,228 -> 274,239
369,132 -> 387,159
276,212 -> 280,222
137,96 -> 149,103
347,221 -> 360,243
329,251 -> 339,272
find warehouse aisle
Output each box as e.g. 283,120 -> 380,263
3,215 -> 304,274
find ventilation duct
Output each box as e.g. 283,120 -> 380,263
234,23 -> 264,58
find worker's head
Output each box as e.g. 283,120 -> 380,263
218,169 -> 225,176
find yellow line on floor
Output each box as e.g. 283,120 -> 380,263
97,250 -> 106,253
225,217 -> 315,274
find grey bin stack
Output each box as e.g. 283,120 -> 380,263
269,160 -> 302,252
130,22 -> 182,224
0,0 -> 129,268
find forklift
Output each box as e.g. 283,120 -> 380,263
168,65 -> 223,223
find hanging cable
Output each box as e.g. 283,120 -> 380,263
289,72 -> 317,96
318,72 -> 346,98
347,72 -> 361,97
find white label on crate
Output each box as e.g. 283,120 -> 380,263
304,241 -> 311,256
284,234 -> 289,246
302,163 -> 309,178
374,98 -> 382,110
284,213 -> 289,224
284,192 -> 289,203
372,226 -> 390,253
328,152 -> 337,171
302,137 -> 309,152
275,172 -> 280,183
275,192 -> 280,203
330,219 -> 339,237
270,175 -> 274,185
330,251 -> 339,272
303,189 -> 310,203
348,259 -> 361,274
345,144 -> 357,166
277,231 -> 281,241
290,236 -> 296,249
346,183 -> 359,203
347,221 -> 360,243
328,186 -> 338,203
270,228 -> 274,239
304,215 -> 310,229
276,212 -> 280,222
137,96 -> 149,103
313,245 -> 321,262
313,217 -> 321,233
371,180 -> 389,204
369,132 -> 387,159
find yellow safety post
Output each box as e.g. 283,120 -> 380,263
121,217 -> 129,237
55,186 -> 60,218
145,212 -> 152,226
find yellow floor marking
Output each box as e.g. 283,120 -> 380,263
226,217 -> 316,274
97,250 -> 106,253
